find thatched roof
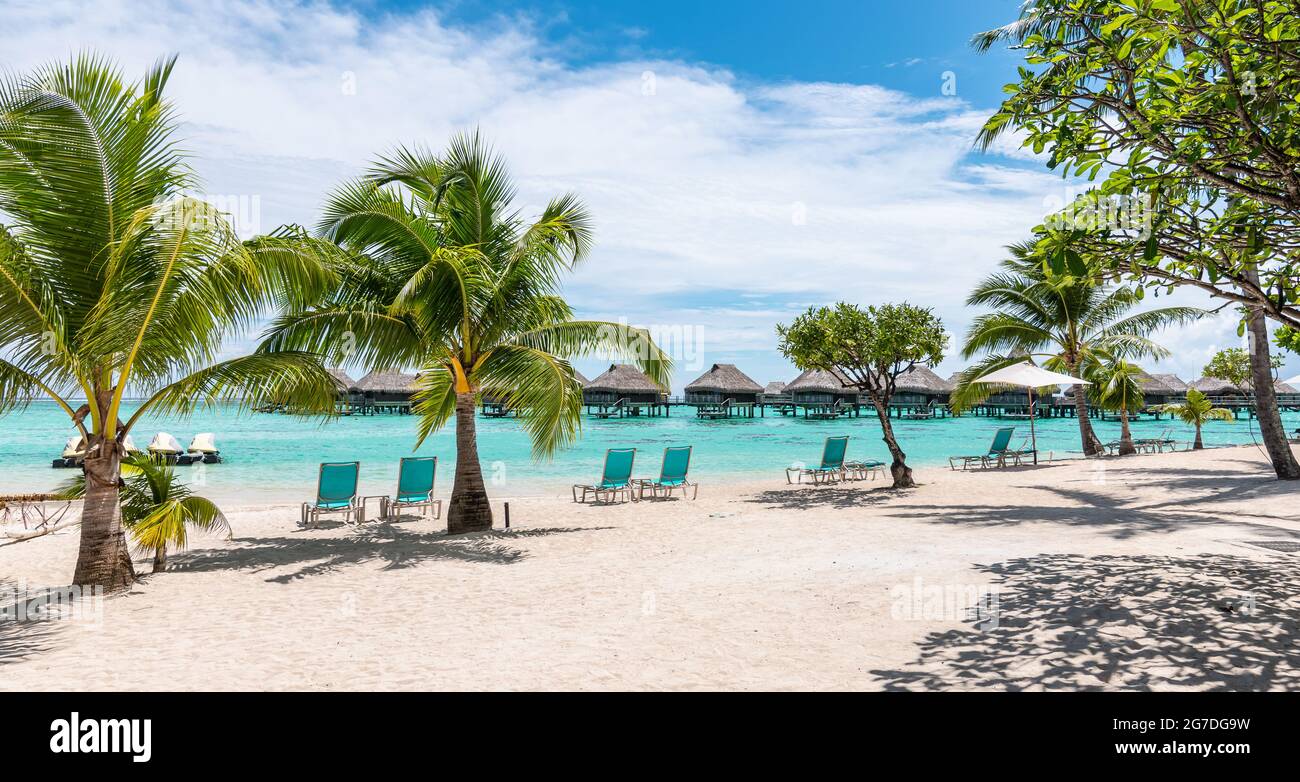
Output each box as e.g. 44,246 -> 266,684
785,368 -> 855,394
355,370 -> 418,393
573,369 -> 589,386
764,381 -> 787,395
327,368 -> 356,392
685,363 -> 763,393
584,364 -> 662,393
1241,378 -> 1299,394
1191,377 -> 1242,395
894,365 -> 953,394
1137,372 -> 1187,393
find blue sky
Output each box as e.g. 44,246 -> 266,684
1,0 -> 1279,388
422,0 -> 1023,95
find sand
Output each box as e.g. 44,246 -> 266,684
3,445 -> 1299,691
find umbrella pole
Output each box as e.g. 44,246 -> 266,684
1028,386 -> 1038,465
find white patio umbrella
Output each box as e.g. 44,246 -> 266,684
973,361 -> 1089,464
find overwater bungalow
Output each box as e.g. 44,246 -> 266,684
1190,376 -> 1244,399
685,363 -> 764,418
327,368 -> 363,414
892,365 -> 953,417
583,364 -> 668,417
1137,373 -> 1188,408
785,368 -> 861,418
354,370 -> 418,414
1241,378 -> 1300,409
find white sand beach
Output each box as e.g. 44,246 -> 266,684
4,445 -> 1299,691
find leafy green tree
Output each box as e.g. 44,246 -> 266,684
1154,389 -> 1234,451
0,55 -> 336,591
777,302 -> 946,488
1203,346 -> 1282,388
953,242 -> 1202,456
1087,359 -> 1145,456
260,133 -> 671,532
977,0 -> 1300,478
59,455 -> 229,573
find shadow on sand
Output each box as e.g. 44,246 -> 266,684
168,523 -> 610,583
871,553 -> 1300,690
0,579 -> 63,666
743,484 -> 908,511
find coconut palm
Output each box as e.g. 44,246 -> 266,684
1087,358 -> 1145,456
0,55 -> 337,591
953,241 -> 1203,456
1153,389 -> 1234,450
59,455 -> 229,573
259,133 -> 672,533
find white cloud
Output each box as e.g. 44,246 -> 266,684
1,0 -> 1274,388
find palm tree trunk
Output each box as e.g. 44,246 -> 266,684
152,545 -> 167,573
447,392 -> 494,533
71,443 -> 136,592
1243,280 -> 1300,479
1193,424 -> 1204,450
872,398 -> 915,489
1069,375 -> 1104,456
1118,408 -> 1136,456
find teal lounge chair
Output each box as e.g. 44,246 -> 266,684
381,456 -> 441,520
573,448 -> 637,503
786,436 -> 849,484
846,459 -> 887,481
301,461 -> 363,527
635,446 -> 698,499
948,427 -> 1019,470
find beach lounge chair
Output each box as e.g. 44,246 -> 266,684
786,436 -> 850,484
301,461 -> 364,527
948,427 -> 1019,470
635,446 -> 698,499
572,448 -> 637,503
380,456 -> 442,520
846,459 -> 887,480
1133,427 -> 1177,453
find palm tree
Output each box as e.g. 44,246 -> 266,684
1087,358 -> 1145,456
0,55 -> 337,591
59,455 -> 229,573
259,133 -> 672,533
954,242 -> 1203,456
1153,389 -> 1233,450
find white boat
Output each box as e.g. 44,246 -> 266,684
180,432 -> 222,465
187,433 -> 219,454
147,432 -> 183,455
61,435 -> 86,459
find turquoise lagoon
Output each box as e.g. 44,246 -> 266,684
0,401 -> 1288,505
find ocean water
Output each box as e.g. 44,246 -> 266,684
0,400 -> 1288,504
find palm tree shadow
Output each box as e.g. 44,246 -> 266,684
871,553 -> 1300,690
168,524 -> 611,583
743,484 -> 908,511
